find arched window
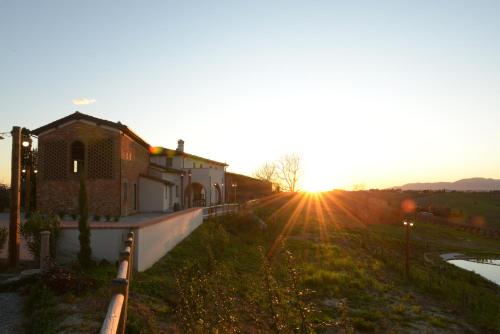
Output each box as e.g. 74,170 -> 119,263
71,141 -> 85,174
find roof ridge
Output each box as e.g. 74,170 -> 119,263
32,111 -> 150,149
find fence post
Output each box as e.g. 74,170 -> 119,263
116,242 -> 131,334
40,230 -> 51,271
125,231 -> 134,280
113,277 -> 129,334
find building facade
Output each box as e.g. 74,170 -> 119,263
33,112 -> 232,217
225,172 -> 273,203
149,140 -> 227,208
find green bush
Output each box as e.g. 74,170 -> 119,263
20,212 -> 60,260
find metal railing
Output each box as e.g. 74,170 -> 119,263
203,203 -> 240,219
100,231 -> 135,334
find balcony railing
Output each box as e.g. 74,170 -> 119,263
202,203 -> 240,219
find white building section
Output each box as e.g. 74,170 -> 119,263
138,174 -> 173,212
149,139 -> 228,208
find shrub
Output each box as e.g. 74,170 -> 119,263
0,227 -> 7,252
70,213 -> 77,220
0,183 -> 9,212
113,216 -> 120,222
41,266 -> 96,295
20,212 -> 60,260
93,214 -> 100,222
105,215 -> 111,222
173,203 -> 181,212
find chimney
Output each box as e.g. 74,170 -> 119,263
177,139 -> 184,152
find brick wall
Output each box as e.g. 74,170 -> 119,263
37,121 -> 121,216
120,134 -> 150,215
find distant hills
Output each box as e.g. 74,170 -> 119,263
396,178 -> 500,191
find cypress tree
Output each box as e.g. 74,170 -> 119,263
78,172 -> 92,267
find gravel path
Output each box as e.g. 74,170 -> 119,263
0,292 -> 24,333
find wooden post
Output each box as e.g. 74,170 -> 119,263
405,225 -> 409,278
9,126 -> 21,267
125,231 -> 134,281
112,277 -> 129,334
40,230 -> 51,271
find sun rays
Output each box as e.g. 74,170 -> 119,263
252,191 -> 396,258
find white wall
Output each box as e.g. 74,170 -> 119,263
189,168 -> 226,205
56,208 -> 203,272
57,227 -> 129,264
139,177 -> 167,212
163,172 -> 182,208
135,208 -> 202,271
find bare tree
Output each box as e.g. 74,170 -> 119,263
253,162 -> 277,182
276,154 -> 302,192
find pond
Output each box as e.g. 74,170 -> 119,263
447,258 -> 500,286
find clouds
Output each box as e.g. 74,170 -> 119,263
72,98 -> 96,105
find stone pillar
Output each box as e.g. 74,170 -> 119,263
40,230 -> 51,271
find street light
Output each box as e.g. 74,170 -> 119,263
187,170 -> 192,207
231,183 -> 237,203
403,221 -> 414,279
180,172 -> 185,209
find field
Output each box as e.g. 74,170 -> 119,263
367,190 -> 500,229
127,192 -> 499,333
18,191 -> 500,333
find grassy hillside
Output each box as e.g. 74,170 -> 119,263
126,192 -> 499,333
19,191 -> 499,333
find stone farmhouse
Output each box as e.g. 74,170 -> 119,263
32,111 -> 232,217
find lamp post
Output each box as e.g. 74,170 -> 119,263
221,183 -> 224,205
403,221 -> 414,279
22,132 -> 32,217
180,172 -> 184,209
188,169 -> 192,208
231,183 -> 237,203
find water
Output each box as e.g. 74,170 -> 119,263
448,258 -> 500,286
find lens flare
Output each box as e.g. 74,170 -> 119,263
149,146 -> 163,154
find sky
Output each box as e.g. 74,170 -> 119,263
1,0 -> 500,191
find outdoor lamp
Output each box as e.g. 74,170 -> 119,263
22,140 -> 30,147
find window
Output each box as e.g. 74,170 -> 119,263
175,185 -> 179,197
200,164 -> 203,168
133,183 -> 137,210
71,141 -> 85,174
166,157 -> 173,167
193,162 -> 196,168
